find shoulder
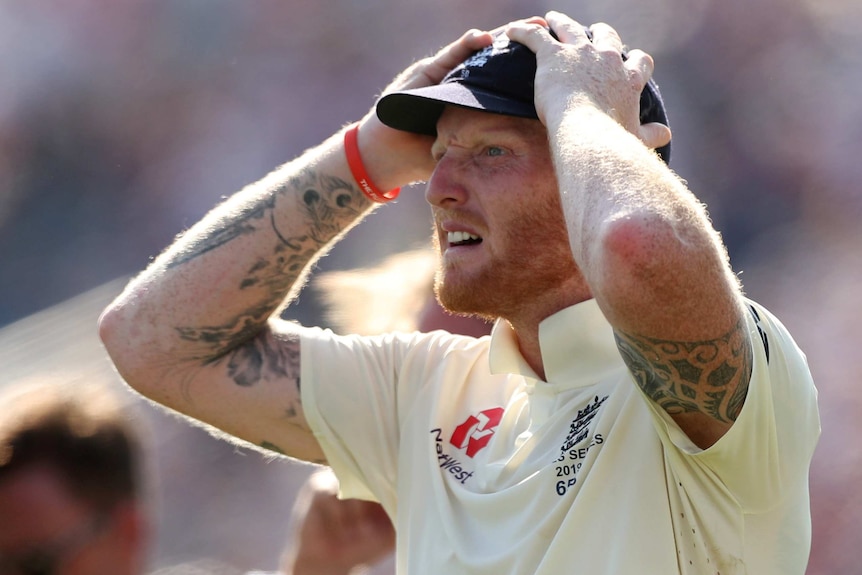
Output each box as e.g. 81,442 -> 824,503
743,299 -> 811,376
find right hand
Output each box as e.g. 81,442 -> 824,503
356,19 -> 547,190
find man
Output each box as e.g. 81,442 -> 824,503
0,383 -> 147,575
99,11 -> 820,574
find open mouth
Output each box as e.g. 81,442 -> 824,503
447,231 -> 482,247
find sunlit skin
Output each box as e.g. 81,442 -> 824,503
428,107 -> 589,358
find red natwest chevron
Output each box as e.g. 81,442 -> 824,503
450,407 -> 505,458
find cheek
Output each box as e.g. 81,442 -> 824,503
506,181 -> 566,234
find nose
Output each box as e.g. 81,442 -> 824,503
424,155 -> 468,208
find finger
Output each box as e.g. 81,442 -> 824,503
639,122 -> 673,150
418,19 -> 550,88
488,16 -> 547,39
588,22 -> 624,53
419,28 -> 494,85
505,21 -> 555,54
544,10 -> 591,44
624,49 -> 655,80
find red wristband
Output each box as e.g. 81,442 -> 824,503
344,123 -> 400,203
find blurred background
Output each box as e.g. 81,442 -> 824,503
0,0 -> 859,573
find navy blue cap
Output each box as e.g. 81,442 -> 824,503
376,33 -> 671,164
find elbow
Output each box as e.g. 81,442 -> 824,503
98,302 -> 155,398
597,214 -> 671,279
594,213 -> 703,299
593,212 -> 738,323
97,302 -> 120,347
98,302 -> 130,365
598,203 -> 720,270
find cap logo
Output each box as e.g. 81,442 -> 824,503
453,36 -> 510,79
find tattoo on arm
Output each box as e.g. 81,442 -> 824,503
179,330 -> 309,430
614,318 -> 752,423
171,168 -> 367,361
166,195 -> 277,270
180,328 -> 301,391
166,170 -> 364,269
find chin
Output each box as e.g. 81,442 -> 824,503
435,274 -> 499,320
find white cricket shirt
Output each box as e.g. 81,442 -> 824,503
301,299 -> 819,574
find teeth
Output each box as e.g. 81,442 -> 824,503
448,231 -> 480,245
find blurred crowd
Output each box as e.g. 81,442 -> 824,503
1,0 -> 859,573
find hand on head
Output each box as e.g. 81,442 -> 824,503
355,28 -> 497,189
356,16 -> 554,190
506,11 -> 671,150
367,10 -> 671,192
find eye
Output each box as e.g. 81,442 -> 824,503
485,146 -> 506,157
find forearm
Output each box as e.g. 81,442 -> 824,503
552,104 -> 754,448
549,105 -> 742,338
100,127 -> 375,373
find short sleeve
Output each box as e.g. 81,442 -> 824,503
300,328 -> 406,507
300,327 -> 479,512
643,301 -> 820,511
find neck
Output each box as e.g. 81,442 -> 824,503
505,287 -> 591,382
509,319 -> 546,380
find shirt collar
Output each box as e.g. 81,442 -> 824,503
488,298 -> 623,389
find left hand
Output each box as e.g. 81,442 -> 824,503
506,11 -> 671,150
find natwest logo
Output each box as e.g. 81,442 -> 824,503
449,407 -> 504,458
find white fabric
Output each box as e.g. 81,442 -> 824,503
301,299 -> 819,575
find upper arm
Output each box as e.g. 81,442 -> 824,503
613,313 -> 752,449
596,207 -> 753,449
103,314 -> 326,464
547,103 -> 754,449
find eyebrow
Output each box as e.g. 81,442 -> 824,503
432,120 -> 532,157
